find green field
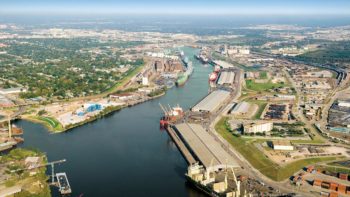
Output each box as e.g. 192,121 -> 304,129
254,102 -> 267,120
259,71 -> 268,79
216,117 -> 339,181
244,99 -> 267,120
245,79 -> 285,92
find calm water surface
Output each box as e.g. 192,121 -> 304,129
17,47 -> 212,197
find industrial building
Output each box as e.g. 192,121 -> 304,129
217,71 -> 235,86
174,123 -> 239,171
272,141 -> 294,151
191,90 -> 231,113
276,94 -> 296,100
110,93 -> 135,101
231,102 -> 250,115
243,122 -> 273,134
213,60 -> 235,69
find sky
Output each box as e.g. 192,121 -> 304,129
1,0 -> 350,15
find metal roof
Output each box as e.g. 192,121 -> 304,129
192,90 -> 230,113
175,123 -> 239,171
217,71 -> 235,85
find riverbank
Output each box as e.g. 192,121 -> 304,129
22,87 -> 168,133
0,148 -> 51,197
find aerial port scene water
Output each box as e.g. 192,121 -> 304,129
1,1 -> 350,197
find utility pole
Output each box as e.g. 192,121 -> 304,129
8,117 -> 12,138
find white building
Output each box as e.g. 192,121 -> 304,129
276,94 -> 296,100
239,49 -> 250,55
338,100 -> 350,107
142,77 -> 149,86
110,93 -> 135,101
244,122 -> 273,134
272,141 -> 294,151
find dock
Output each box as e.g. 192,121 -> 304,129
173,123 -> 239,171
56,172 -> 72,195
166,126 -> 196,165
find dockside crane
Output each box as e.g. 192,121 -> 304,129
159,103 -> 169,115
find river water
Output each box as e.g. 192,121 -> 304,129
16,47 -> 212,197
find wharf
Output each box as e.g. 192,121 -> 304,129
166,126 -> 196,165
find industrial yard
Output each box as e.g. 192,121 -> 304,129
0,12 -> 350,197
160,43 -> 350,197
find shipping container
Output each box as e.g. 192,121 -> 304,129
321,182 -> 330,189
338,184 -> 346,194
339,173 -> 348,180
330,182 -> 338,191
329,191 -> 338,197
314,179 -> 322,186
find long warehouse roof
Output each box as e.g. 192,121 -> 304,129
217,71 -> 235,85
192,90 -> 230,113
175,123 -> 239,170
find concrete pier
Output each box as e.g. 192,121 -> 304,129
166,126 -> 196,165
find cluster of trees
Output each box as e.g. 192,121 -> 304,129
296,41 -> 350,64
0,38 -> 144,99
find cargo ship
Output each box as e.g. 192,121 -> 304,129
208,65 -> 220,88
159,104 -> 184,127
209,72 -> 218,82
176,60 -> 193,86
195,50 -> 210,64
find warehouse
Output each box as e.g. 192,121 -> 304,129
231,101 -> 250,115
213,60 -> 234,69
272,141 -> 294,151
217,71 -> 235,85
191,90 -> 231,113
175,123 -> 239,171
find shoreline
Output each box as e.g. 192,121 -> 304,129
20,91 -> 167,133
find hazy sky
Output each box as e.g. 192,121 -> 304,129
1,0 -> 350,15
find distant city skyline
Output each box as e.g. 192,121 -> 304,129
1,0 -> 350,15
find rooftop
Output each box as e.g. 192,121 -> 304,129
192,90 -> 230,113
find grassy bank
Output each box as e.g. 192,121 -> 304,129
105,64 -> 144,95
316,164 -> 350,174
215,117 -> 338,181
26,116 -> 64,133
